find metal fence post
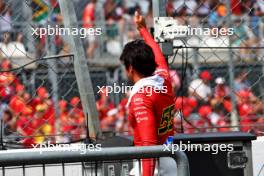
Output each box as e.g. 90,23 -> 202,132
58,0 -> 103,139
227,1 -> 240,130
46,6 -> 59,135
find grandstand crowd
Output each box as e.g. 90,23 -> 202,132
0,0 -> 264,147
0,56 -> 263,147
1,0 -> 264,58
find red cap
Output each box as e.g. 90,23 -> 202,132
37,87 -> 48,98
70,97 -> 80,107
59,100 -> 67,109
16,84 -> 24,92
237,89 -> 251,99
175,97 -> 187,110
198,105 -> 212,118
187,97 -> 197,108
182,106 -> 193,117
200,71 -> 212,81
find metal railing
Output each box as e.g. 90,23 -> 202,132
0,145 -> 190,176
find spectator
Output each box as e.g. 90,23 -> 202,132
59,99 -> 69,135
69,96 -> 84,121
8,33 -> 27,58
32,104 -> 51,144
208,3 -> 226,27
2,109 -> 16,137
237,89 -> 255,132
9,84 -> 26,111
231,0 -> 243,16
67,109 -> 84,141
16,106 -> 35,146
210,77 -> 231,115
246,0 -> 260,37
210,105 -> 230,132
243,1 -> 261,58
167,0 -> 175,17
30,87 -> 55,134
170,70 -> 181,95
0,59 -> 17,104
101,108 -> 118,131
83,0 -> 97,59
213,77 -> 230,100
195,0 -> 210,17
170,70 -> 181,94
237,89 -> 263,117
115,94 -> 129,133
256,0 -> 264,16
137,0 -> 150,16
104,0 -> 124,56
145,1 -> 153,28
69,96 -> 85,138
188,70 -> 212,103
0,32 -> 12,58
231,18 -> 258,58
96,87 -> 115,121
174,96 -> 197,118
105,0 -> 124,21
234,71 -> 250,92
0,0 -> 12,34
197,105 -> 213,132
123,0 -> 139,15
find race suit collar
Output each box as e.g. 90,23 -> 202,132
126,74 -> 165,107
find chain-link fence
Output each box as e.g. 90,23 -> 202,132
0,0 -> 102,147
0,0 -> 264,148
164,0 -> 264,135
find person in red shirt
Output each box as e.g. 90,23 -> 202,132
0,59 -> 19,103
231,0 -> 243,16
59,100 -> 70,134
30,87 -> 55,135
119,12 -> 175,176
69,96 -> 85,124
16,106 -> 35,147
237,90 -> 255,132
96,88 -> 115,120
9,84 -> 27,116
68,97 -> 85,139
83,0 -> 97,58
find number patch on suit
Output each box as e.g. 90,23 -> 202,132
158,104 -> 174,135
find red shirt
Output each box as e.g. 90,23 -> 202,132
231,0 -> 243,16
214,85 -> 230,99
127,27 -> 175,176
9,96 -> 26,115
83,3 -> 95,28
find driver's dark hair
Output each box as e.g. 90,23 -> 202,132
120,40 -> 157,77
